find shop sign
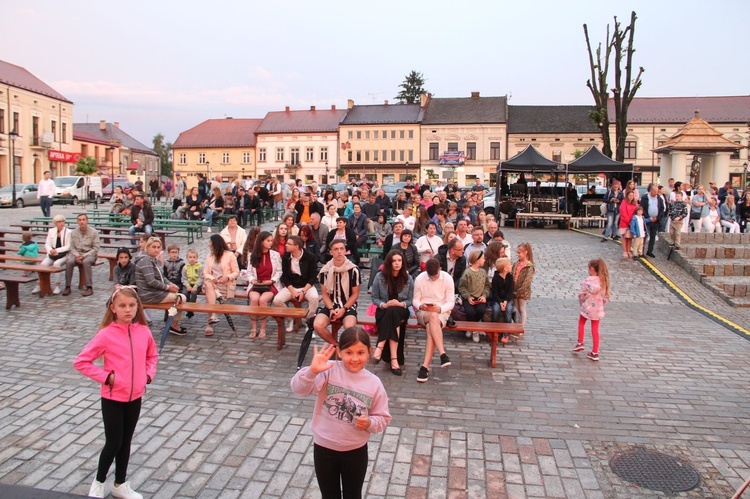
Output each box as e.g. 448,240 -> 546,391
48,150 -> 82,163
439,151 -> 466,166
264,169 -> 281,174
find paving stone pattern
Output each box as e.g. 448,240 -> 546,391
1,206 -> 750,498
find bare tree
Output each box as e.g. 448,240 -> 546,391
584,11 -> 644,162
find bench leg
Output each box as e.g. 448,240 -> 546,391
487,332 -> 499,368
78,264 -> 86,289
108,260 -> 116,281
273,317 -> 286,350
4,281 -> 21,309
37,273 -> 53,298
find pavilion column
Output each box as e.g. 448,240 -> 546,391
699,155 -> 714,187
659,153 -> 671,184
669,151 -> 687,182
713,152 -> 731,184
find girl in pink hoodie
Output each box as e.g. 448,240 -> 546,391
291,327 -> 391,498
572,259 -> 610,362
74,286 -> 158,499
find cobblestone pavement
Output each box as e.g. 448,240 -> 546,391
1,205 -> 749,498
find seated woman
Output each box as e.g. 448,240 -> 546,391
220,215 -> 247,268
459,249 -> 490,342
394,229 -> 420,277
272,222 -> 289,256
223,187 -> 236,215
204,186 -> 225,231
109,186 -> 126,215
322,203 -> 338,231
298,224 -> 321,263
247,231 -> 282,339
719,194 -> 741,233
371,250 -> 414,376
36,214 -> 71,295
739,192 -> 750,233
324,216 -> 360,264
202,234 -> 240,336
134,236 -> 186,335
185,187 -> 204,221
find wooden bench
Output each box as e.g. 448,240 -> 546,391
515,212 -> 571,230
0,273 -> 39,309
0,262 -> 65,298
142,302 -> 306,350
0,254 -> 105,289
570,216 -> 606,229
353,316 -> 524,368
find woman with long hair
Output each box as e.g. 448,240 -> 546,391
241,226 -> 261,269
704,197 -> 721,233
324,216 -> 359,264
322,203 -> 339,231
738,192 -> 750,233
247,231 -> 282,339
203,234 -> 240,336
322,189 -> 336,208
618,190 -> 638,258
476,210 -> 488,232
298,224 -> 320,262
204,186 -> 225,232
286,188 -> 301,213
220,215 -> 247,268
446,202 -> 459,225
185,187 -> 204,221
691,184 -> 710,233
276,213 -> 299,237
512,242 -> 535,327
273,222 -> 289,256
482,241 -> 504,280
395,229 -> 420,277
720,194 -> 741,233
371,251 -> 414,375
414,205 -> 431,238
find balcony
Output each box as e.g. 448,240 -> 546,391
30,136 -> 52,150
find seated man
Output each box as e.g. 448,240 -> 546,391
412,258 -> 455,383
63,214 -> 101,297
313,240 -> 361,348
128,194 -> 154,244
347,202 -> 369,247
273,236 -> 320,333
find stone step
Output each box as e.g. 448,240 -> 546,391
727,296 -> 750,308
703,276 -> 750,297
676,232 -> 750,246
689,259 -> 750,277
682,245 -> 750,260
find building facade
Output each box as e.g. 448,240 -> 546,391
255,106 -> 346,185
421,93 -> 508,186
0,60 -> 74,184
339,100 -> 423,185
172,118 -> 262,189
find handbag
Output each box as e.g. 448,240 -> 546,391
48,251 -> 68,261
363,303 -> 378,335
690,210 -> 702,220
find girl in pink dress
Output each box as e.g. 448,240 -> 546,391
572,259 -> 610,361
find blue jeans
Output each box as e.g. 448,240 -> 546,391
205,208 -> 217,226
128,223 -> 152,244
491,300 -> 515,323
604,212 -> 619,238
40,196 -> 52,217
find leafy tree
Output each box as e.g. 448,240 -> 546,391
152,133 -> 173,176
335,167 -> 345,181
583,11 -> 644,161
75,156 -> 98,176
395,71 -> 428,104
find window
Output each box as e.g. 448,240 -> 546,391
365,131 -> 370,139
448,142 -> 458,151
382,131 -> 387,141
731,141 -> 741,159
276,148 -> 284,162
348,131 -> 353,140
179,153 -> 186,165
467,142 -> 476,160
373,150 -> 379,161
12,112 -> 19,134
365,150 -> 370,161
356,131 -> 361,139
408,150 -> 414,162
51,120 -> 57,141
222,152 -> 230,164
399,150 -> 405,162
347,151 -> 353,162
408,130 -> 414,139
242,152 -> 251,163
290,147 -> 300,165
382,174 -> 394,185
374,130 -> 379,139
0,108 -> 4,133
391,130 -> 396,139
390,150 -> 396,162
61,123 -> 67,143
32,117 -> 39,144
320,147 -> 328,161
429,142 -> 439,161
490,142 -> 501,160
356,151 -> 362,162
382,150 -> 387,161
624,141 -> 637,159
198,153 -> 206,164
399,130 -> 405,139
552,150 -> 562,162
259,148 -> 266,162
306,147 -> 314,161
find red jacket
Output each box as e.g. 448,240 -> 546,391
74,322 -> 158,402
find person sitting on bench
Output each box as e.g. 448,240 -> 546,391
273,236 -> 319,333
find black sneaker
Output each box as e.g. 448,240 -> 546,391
572,343 -> 585,352
417,366 -> 429,383
440,353 -> 451,367
186,312 -> 194,319
587,351 -> 599,361
646,252 -> 656,258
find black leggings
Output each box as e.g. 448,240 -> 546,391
314,443 -> 368,499
97,397 -> 142,484
463,301 -> 487,322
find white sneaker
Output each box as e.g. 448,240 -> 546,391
465,331 -> 472,339
31,286 -> 41,294
52,285 -> 61,295
88,479 -> 105,498
472,332 -> 480,343
207,227 -> 212,233
285,318 -> 294,333
111,481 -> 143,499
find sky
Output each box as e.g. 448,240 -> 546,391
2,0 -> 748,149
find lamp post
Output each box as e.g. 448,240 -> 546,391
9,130 -> 18,207
743,162 -> 748,196
325,161 -> 329,183
108,146 -> 116,197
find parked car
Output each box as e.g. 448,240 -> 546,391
53,176 -> 103,205
102,177 -> 134,197
0,183 -> 40,208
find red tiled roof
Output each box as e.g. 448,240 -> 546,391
0,59 -> 72,103
73,130 -> 113,147
653,115 -> 743,153
256,109 -> 347,134
172,118 -> 263,148
608,95 -> 750,124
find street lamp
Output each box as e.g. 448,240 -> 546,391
108,145 -> 116,197
206,161 -> 210,179
9,130 -> 18,207
325,161 -> 329,183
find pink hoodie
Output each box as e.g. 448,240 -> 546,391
74,322 -> 158,402
291,362 -> 391,452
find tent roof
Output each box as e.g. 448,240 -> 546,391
567,146 -> 633,173
499,145 -> 565,173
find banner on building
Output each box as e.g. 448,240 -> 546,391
439,151 -> 466,166
48,150 -> 82,163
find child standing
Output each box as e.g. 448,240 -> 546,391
113,248 -> 136,286
668,191 -> 689,249
73,286 -> 158,499
573,259 -> 610,361
291,327 -> 391,499
181,249 -> 204,319
17,232 -> 39,276
629,206 -> 646,257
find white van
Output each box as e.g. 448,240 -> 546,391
53,176 -> 103,205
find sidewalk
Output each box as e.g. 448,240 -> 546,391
0,205 -> 748,497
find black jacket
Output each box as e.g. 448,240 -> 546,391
639,193 -> 666,221
393,242 -> 420,277
235,193 -> 251,211
325,227 -> 360,264
491,272 -> 514,304
130,202 -> 154,226
294,201 -> 325,223
437,244 -> 467,291
280,249 -> 318,288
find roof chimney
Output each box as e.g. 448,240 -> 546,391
347,99 -> 354,109
331,104 -> 336,110
420,93 -> 430,108
310,105 -> 316,111
113,122 -> 120,128
471,92 -> 480,98
285,106 -> 290,112
694,109 -> 700,118
384,100 -> 389,106
99,120 -> 106,130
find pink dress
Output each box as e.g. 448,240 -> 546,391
579,276 -> 608,320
